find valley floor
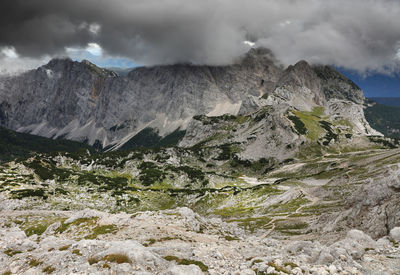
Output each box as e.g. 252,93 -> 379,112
1,147 -> 400,274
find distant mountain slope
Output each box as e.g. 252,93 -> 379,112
106,67 -> 134,77
0,126 -> 94,163
365,99 -> 400,138
369,97 -> 400,107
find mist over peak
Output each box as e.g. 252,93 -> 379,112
0,0 -> 400,75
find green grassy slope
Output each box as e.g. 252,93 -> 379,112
0,126 -> 94,163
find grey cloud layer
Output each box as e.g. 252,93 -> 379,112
1,0 -> 400,72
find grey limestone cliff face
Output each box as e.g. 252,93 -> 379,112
0,48 -> 378,150
0,48 -> 282,149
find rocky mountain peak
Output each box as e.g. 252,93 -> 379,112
277,60 -> 320,89
42,57 -> 77,71
45,57 -> 74,67
238,47 -> 282,70
43,58 -> 118,78
312,65 -> 364,104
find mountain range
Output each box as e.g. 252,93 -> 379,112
0,48 -> 380,157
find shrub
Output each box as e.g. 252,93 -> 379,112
10,188 -> 48,200
163,255 -> 208,272
58,245 -> 71,251
139,167 -> 165,186
4,249 -> 22,257
288,115 -> 307,135
72,249 -> 82,256
88,257 -> 99,265
29,259 -> 43,267
84,224 -> 118,239
42,266 -> 56,274
102,253 -> 131,264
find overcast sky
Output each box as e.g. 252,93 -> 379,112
1,0 -> 400,75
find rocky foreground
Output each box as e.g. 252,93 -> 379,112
0,207 -> 399,275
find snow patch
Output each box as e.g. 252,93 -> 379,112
45,69 -> 54,78
243,41 -> 256,47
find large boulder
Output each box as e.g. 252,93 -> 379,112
389,227 -> 400,242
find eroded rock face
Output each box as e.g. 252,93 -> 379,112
345,166 -> 400,238
0,48 -> 378,151
311,163 -> 400,240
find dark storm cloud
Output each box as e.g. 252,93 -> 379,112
1,0 -> 400,72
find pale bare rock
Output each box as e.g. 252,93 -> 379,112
162,265 -> 204,275
389,227 -> 400,242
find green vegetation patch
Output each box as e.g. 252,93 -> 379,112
4,249 -> 22,257
165,165 -> 208,185
59,245 -> 71,251
213,206 -> 257,218
302,203 -> 345,215
23,159 -> 70,181
138,162 -> 165,186
77,172 -> 129,193
24,223 -> 50,237
214,143 -> 235,161
102,253 -> 131,264
15,215 -> 66,237
193,114 -> 240,125
291,108 -> 326,140
275,221 -> 309,230
367,136 -> 399,149
29,259 -> 43,267
72,249 -> 82,256
42,266 -> 56,274
0,126 -> 93,164
88,257 -> 99,265
10,188 -> 48,200
269,197 -> 311,213
143,236 -> 181,246
223,235 -> 240,241
119,127 -> 186,150
267,262 -> 290,274
84,224 -> 118,239
163,255 -> 209,272
56,217 -> 98,234
288,115 -> 307,135
319,121 -> 338,145
230,156 -> 276,174
228,216 -> 272,233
